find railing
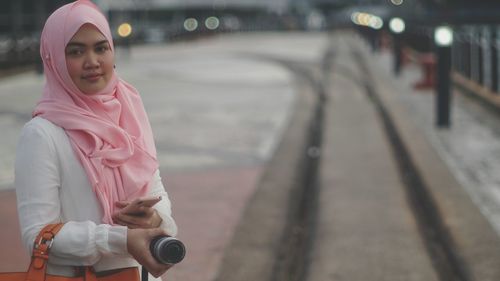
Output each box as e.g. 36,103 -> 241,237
452,24 -> 500,111
0,35 -> 39,71
452,25 -> 500,94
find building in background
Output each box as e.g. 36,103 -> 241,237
96,0 -> 301,44
3,0 -> 500,71
0,1 -> 73,69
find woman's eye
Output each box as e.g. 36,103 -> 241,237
95,45 -> 109,53
66,48 -> 84,56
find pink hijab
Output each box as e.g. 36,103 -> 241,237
33,0 -> 158,224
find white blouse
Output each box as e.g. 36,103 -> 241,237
15,117 -> 177,279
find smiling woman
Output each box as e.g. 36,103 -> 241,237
65,23 -> 115,95
11,1 -> 179,281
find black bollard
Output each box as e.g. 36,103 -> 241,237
393,35 -> 403,76
434,26 -> 453,128
436,44 -> 452,128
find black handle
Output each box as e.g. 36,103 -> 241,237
142,266 -> 148,281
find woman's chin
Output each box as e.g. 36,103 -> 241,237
79,80 -> 107,95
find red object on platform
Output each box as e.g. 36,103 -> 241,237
413,53 -> 436,90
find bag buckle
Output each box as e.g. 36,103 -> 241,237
35,232 -> 55,250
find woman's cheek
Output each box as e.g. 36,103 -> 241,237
66,58 -> 82,82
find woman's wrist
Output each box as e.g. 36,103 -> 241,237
97,224 -> 129,256
151,209 -> 163,228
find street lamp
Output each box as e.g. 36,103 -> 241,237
435,26 -> 453,47
434,26 -> 453,128
389,18 -> 406,76
390,0 -> 404,6
184,18 -> 198,32
118,23 -> 133,38
117,22 -> 133,58
389,18 -> 405,34
205,17 -> 220,30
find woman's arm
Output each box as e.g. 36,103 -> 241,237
127,227 -> 172,277
15,121 -> 128,266
147,170 -> 178,236
113,170 -> 178,236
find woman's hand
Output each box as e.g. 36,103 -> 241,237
113,200 -> 163,229
127,228 -> 173,277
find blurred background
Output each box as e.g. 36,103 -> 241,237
1,0 -> 500,75
3,1 -> 500,281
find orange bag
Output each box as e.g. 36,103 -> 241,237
0,224 -> 140,281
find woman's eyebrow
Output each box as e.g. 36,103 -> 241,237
66,40 -> 108,47
94,40 -> 109,46
66,42 -> 86,48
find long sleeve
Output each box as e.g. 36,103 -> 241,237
15,119 -> 129,268
148,170 -> 178,237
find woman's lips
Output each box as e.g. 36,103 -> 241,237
83,73 -> 103,82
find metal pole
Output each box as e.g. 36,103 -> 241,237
466,34 -> 471,79
436,45 -> 452,128
471,28 -> 479,82
11,1 -> 23,67
393,34 -> 403,76
491,25 -> 499,93
479,30 -> 484,86
35,0 -> 46,74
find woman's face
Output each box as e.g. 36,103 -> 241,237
65,23 -> 114,95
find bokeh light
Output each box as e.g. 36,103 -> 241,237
391,0 -> 404,5
351,12 -> 383,30
184,18 -> 199,32
205,17 -> 220,30
117,23 -> 132,38
434,26 -> 453,46
389,18 -> 405,34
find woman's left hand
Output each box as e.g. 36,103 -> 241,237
113,201 -> 163,229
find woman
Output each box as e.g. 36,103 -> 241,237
14,0 -> 177,280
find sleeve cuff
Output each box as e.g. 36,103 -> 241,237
158,213 -> 178,237
95,224 -> 128,256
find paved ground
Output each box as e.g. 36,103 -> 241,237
306,34 -> 438,280
368,39 -> 500,280
374,49 -> 500,237
215,32 -> 500,281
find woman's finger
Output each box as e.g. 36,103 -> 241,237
115,201 -> 129,208
119,213 -> 148,228
114,217 -> 139,228
118,213 -> 141,224
138,206 -> 155,216
126,213 -> 157,229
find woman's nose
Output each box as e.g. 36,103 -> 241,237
84,52 -> 100,68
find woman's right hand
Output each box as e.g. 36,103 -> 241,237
127,228 -> 173,277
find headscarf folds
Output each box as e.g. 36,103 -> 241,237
34,0 -> 158,224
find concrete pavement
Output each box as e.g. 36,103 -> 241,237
371,36 -> 500,280
306,35 -> 437,281
216,32 -> 500,281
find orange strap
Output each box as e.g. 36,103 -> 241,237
25,223 -> 65,281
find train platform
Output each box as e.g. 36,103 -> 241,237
2,31 -> 500,281
216,32 -> 500,281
